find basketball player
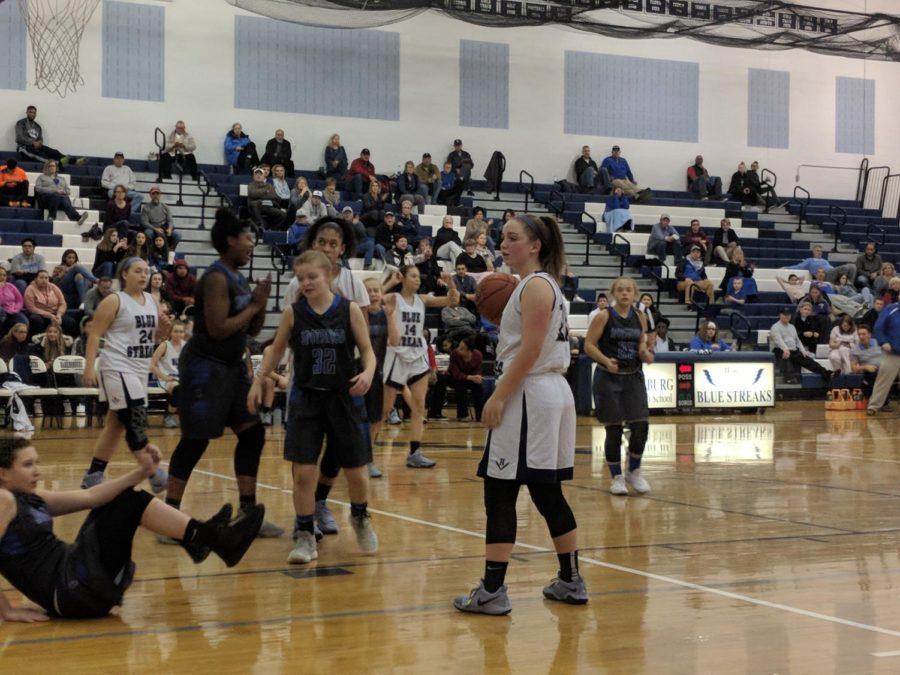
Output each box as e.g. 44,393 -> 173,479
150,319 -> 186,428
584,276 -> 654,495
382,266 -> 459,468
454,214 -> 587,616
249,250 -> 378,564
164,208 -> 283,538
80,257 -> 171,492
0,438 -> 263,621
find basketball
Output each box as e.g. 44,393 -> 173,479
476,272 -> 519,325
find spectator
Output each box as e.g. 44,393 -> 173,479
601,145 -> 647,200
792,301 -> 824,352
269,164 -> 292,210
322,177 -> 341,215
724,277 -> 751,306
727,162 -> 758,207
414,238 -> 445,295
874,262 -> 896,297
38,322 -> 71,368
809,268 -> 834,295
323,133 -> 348,179
560,262 -> 578,302
164,259 -> 196,316
860,297 -> 885,332
446,139 -> 474,196
883,277 -> 900,307
82,276 -> 113,321
675,245 -> 715,304
0,158 -> 29,207
51,248 -> 97,308
261,129 -> 294,177
15,105 -> 85,165
456,238 -> 487,273
855,242 -> 882,289
223,123 -> 258,173
127,231 -> 151,263
300,190 -> 329,222
464,207 -> 493,243
289,176 -> 312,217
374,211 -> 400,252
101,153 -> 142,214
92,228 -> 127,278
784,244 -> 856,283
602,186 -> 632,234
867,301 -> 900,415
361,178 -> 389,228
147,271 -> 164,306
804,285 -> 834,322
647,214 -> 682,262
689,321 -> 733,352
0,267 -> 27,330
34,160 -> 88,225
286,213 -> 309,254
8,238 -> 46,293
347,148 -> 376,199
447,337 -> 485,420
159,120 -> 198,180
0,322 -> 30,362
105,184 -> 137,238
247,168 -> 286,231
574,145 -> 604,192
141,186 -> 181,249
834,272 -> 874,307
686,154 -> 722,200
588,293 -> 609,324
712,218 -> 740,264
637,293 -> 663,331
435,215 -> 464,262
415,153 -> 442,204
438,160 -> 463,206
474,232 -> 496,271
396,160 -> 426,210
851,324 -> 881,394
452,262 -> 477,315
720,246 -> 754,292
72,316 -> 91,357
148,234 -> 169,272
397,199 -> 420,240
828,314 -> 858,375
385,234 -> 414,268
681,219 -> 709,258
771,307 -> 833,384
24,270 -> 73,335
342,207 -> 380,269
654,318 -> 675,353
776,273 -> 808,304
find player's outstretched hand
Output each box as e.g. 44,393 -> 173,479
246,379 -> 263,414
348,371 -> 372,397
134,447 -> 160,478
251,274 -> 272,307
1,607 -> 49,623
481,393 -> 505,429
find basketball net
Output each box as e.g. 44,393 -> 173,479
18,0 -> 101,98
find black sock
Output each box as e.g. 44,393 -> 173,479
315,482 -> 332,503
483,560 -> 509,593
166,496 -> 182,510
239,493 -> 256,510
557,551 -> 578,582
87,458 -> 108,475
294,514 -> 315,534
180,518 -> 215,561
409,440 -> 420,456
350,502 -> 368,518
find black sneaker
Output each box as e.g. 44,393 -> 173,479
183,504 -> 233,564
214,504 -> 265,567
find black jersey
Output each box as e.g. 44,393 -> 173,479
0,492 -> 68,611
291,295 -> 358,391
597,306 -> 643,373
189,260 -> 253,363
368,309 -> 388,368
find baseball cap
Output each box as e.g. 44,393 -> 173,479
690,245 -> 702,252
660,213 -> 670,220
114,151 -> 124,158
612,145 -> 621,151
312,190 -> 323,197
253,167 -> 264,174
341,206 -> 354,214
149,185 -> 161,194
453,139 -> 462,146
384,209 -> 395,216
422,152 -> 431,158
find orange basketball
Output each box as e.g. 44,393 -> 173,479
476,273 -> 519,325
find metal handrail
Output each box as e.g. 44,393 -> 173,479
879,173 -> 900,222
866,222 -> 886,247
197,170 -> 212,229
856,158 -> 869,203
518,170 -> 534,211
269,242 -> 292,312
609,232 -> 630,275
577,212 -> 596,266
760,168 -> 779,213
862,165 -> 891,210
728,311 -> 752,350
640,258 -> 670,307
153,127 -> 166,182
789,186 -> 811,233
688,283 -> 710,312
824,205 -> 846,253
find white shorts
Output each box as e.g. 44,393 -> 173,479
478,373 -> 575,482
383,351 -> 430,389
98,370 -> 148,410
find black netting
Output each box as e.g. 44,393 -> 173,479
227,0 -> 900,61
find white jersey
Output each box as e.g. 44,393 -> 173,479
99,291 -> 158,377
386,293 -> 427,363
284,265 -> 370,309
157,339 -> 183,379
496,272 -> 570,378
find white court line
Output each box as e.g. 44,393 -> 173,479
872,650 -> 900,657
186,466 -> 900,641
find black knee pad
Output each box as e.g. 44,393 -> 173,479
234,423 -> 265,478
115,404 -> 148,451
528,483 -> 577,539
168,438 -> 210,481
628,420 -> 649,457
604,424 -> 624,464
484,478 -> 520,545
319,444 -> 341,480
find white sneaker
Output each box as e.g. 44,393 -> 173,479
609,474 -> 629,496
287,530 -> 318,564
33,400 -> 43,417
625,469 -> 651,494
75,403 -> 86,417
351,513 -> 379,554
63,400 -> 72,416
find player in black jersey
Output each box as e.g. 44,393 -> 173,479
249,251 -> 378,564
0,438 -> 263,621
584,276 -> 655,496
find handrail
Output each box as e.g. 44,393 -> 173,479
688,283 -> 710,312
760,168 -> 778,213
856,158 -> 869,203
640,258 -> 670,307
197,170 -> 212,230
788,186 -> 810,233
577,212 -> 596,266
609,232 -> 630,276
865,222 -> 886,247
269,243 -> 291,312
728,311 -> 752,350
862,165 -> 891,210
153,127 -> 166,182
245,224 -> 261,282
824,205 -> 846,253
547,188 -> 566,217
879,173 -> 900,222
518,170 -> 534,211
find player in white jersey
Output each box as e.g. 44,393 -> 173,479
150,319 -> 185,428
454,214 -> 587,616
81,257 -> 172,492
382,265 -> 459,468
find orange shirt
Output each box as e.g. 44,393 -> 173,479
0,166 -> 27,187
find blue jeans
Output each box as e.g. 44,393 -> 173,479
94,262 -> 116,278
356,238 -> 385,268
57,264 -> 97,307
580,167 -> 598,190
427,181 -> 441,204
38,193 -> 80,220
11,279 -> 27,296
109,189 -> 144,215
0,309 -> 28,330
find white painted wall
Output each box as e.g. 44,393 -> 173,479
2,0 -> 897,200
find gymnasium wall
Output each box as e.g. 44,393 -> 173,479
0,0 -> 897,200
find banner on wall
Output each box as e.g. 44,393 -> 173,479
693,361 -> 775,408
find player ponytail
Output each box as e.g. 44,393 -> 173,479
514,214 -> 566,282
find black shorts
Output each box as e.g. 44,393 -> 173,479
284,389 -> 368,469
365,372 -> 384,423
592,369 -> 649,425
177,349 -> 258,440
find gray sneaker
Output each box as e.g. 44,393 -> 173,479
149,468 -> 168,494
80,470 -> 104,489
453,580 -> 512,616
368,463 -> 383,478
256,518 -> 285,538
287,530 -> 318,564
156,533 -> 180,545
542,573 -> 589,605
406,450 -> 436,469
163,413 -> 179,428
315,500 -> 339,534
351,513 -> 378,554
387,409 -> 401,425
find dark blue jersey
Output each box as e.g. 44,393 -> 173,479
291,295 -> 358,391
597,306 -> 643,373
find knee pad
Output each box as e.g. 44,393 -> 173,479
528,483 -> 577,539
484,479 -> 520,545
168,438 -> 210,481
628,420 -> 649,457
319,444 -> 341,480
115,405 -> 148,452
604,425 -> 624,464
233,423 -> 265,478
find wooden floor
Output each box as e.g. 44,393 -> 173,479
2,403 -> 900,673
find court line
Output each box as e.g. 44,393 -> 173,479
189,467 -> 900,641
872,650 -> 900,657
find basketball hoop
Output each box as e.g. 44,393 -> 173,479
18,0 -> 101,98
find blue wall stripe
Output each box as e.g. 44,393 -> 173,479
459,40 -> 508,129
835,77 -> 875,155
102,1 -> 165,102
747,69 -> 790,149
564,52 -> 698,143
234,17 -> 399,121
0,1 -> 26,91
